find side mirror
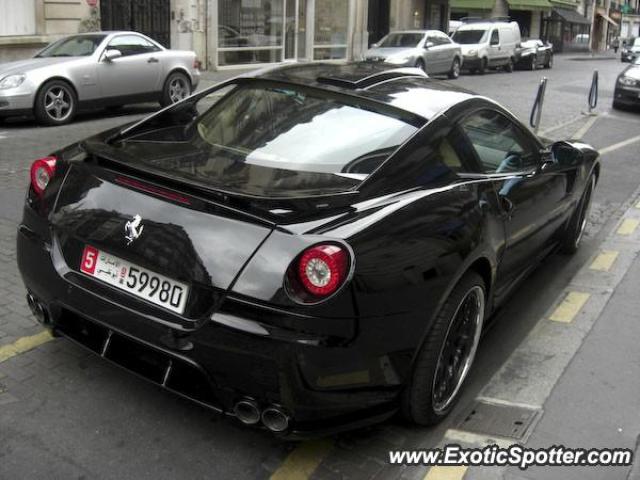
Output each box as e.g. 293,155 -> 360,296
103,48 -> 122,62
425,41 -> 435,49
550,141 -> 583,167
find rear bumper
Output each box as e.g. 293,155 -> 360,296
16,220 -> 401,437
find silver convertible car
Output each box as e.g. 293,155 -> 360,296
363,30 -> 462,79
0,31 -> 200,125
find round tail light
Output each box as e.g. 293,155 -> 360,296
296,244 -> 350,299
30,156 -> 57,196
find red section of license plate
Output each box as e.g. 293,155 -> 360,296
80,245 -> 98,275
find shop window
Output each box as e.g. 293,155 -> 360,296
313,0 -> 349,60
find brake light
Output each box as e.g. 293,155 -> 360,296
30,156 -> 57,196
297,244 -> 349,297
193,58 -> 202,70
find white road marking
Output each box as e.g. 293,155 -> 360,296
573,115 -> 599,139
600,134 -> 640,155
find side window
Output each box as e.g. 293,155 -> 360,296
490,30 -> 499,45
426,35 -> 438,46
460,110 -> 539,174
107,35 -> 160,57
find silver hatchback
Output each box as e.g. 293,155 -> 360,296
364,30 -> 462,79
0,31 -> 200,125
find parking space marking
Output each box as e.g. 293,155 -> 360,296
617,218 -> 639,236
549,292 -> 590,323
573,115 -> 598,140
600,134 -> 640,156
0,331 -> 53,363
424,466 -> 468,480
589,250 -> 619,271
270,439 -> 333,480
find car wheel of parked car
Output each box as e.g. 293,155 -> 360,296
401,272 -> 485,425
478,58 -> 487,75
560,174 -> 595,254
504,57 -> 514,72
34,80 -> 77,126
160,72 -> 192,107
415,58 -> 426,72
448,58 -> 461,79
544,55 -> 553,69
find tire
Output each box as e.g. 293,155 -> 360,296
448,58 -> 461,79
504,57 -> 514,72
415,58 -> 426,72
478,58 -> 487,75
160,71 -> 192,108
560,174 -> 596,254
529,55 -> 537,70
401,272 -> 486,425
34,80 -> 77,126
544,54 -> 553,69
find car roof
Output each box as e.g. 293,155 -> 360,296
253,62 -> 477,121
457,21 -> 514,30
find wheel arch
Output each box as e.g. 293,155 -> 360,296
33,76 -> 78,110
165,67 -> 193,88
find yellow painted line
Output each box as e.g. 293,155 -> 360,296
424,466 -> 468,480
617,218 -> 640,236
270,440 -> 333,480
0,331 -> 53,363
549,292 -> 590,323
589,250 -> 619,272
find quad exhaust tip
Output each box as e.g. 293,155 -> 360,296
26,293 -> 48,324
261,406 -> 290,433
234,399 -> 261,425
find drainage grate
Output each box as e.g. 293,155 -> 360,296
455,400 -> 541,440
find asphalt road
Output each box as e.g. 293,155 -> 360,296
1,54 -> 639,480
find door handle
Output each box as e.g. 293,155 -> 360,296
148,57 -> 159,63
500,196 -> 514,215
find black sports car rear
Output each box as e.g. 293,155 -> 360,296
17,62 -> 600,437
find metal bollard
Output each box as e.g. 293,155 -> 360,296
588,70 -> 598,114
530,77 -> 548,134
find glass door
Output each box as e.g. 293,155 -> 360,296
284,0 -> 307,60
313,0 -> 349,60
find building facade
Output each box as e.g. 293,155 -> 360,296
0,0 -> 97,62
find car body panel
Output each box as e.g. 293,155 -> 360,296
614,59 -> 640,107
515,39 -> 553,69
16,63 -> 600,436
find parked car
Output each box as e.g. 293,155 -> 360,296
18,62 -> 600,436
613,56 -> 640,109
364,30 -> 462,78
515,39 -> 553,70
452,20 -> 521,74
621,37 -> 640,62
0,31 -> 200,125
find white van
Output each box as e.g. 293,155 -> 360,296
451,20 -> 521,74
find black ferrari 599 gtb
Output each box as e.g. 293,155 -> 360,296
18,62 -> 599,437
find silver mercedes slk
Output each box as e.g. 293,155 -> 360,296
0,31 -> 200,125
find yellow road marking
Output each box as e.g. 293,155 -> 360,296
424,466 -> 468,480
270,440 -> 333,480
549,292 -> 590,323
0,331 -> 53,363
617,219 -> 639,236
589,250 -> 619,272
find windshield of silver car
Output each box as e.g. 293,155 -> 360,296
36,34 -> 107,58
452,29 -> 488,44
378,33 -> 425,48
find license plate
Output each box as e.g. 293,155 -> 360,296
80,246 -> 189,314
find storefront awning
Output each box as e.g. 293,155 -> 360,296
598,12 -> 619,27
507,0 -> 552,10
553,7 -> 591,24
450,0 -> 495,10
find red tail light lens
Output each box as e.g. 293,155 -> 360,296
193,58 -> 202,69
30,156 -> 57,196
297,244 -> 349,297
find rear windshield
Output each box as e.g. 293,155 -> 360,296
452,29 -> 488,44
121,85 -> 418,197
378,33 -> 425,48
